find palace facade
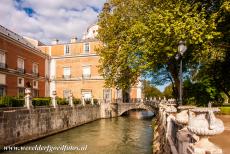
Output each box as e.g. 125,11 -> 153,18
0,24 -> 142,102
0,25 -> 49,97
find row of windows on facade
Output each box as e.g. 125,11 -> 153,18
62,89 -> 112,100
0,51 -> 39,74
63,65 -> 91,78
0,77 -> 39,97
0,87 -> 39,97
64,43 -> 90,55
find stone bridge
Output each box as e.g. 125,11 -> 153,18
105,101 -> 160,117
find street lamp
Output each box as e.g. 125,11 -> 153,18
177,41 -> 187,106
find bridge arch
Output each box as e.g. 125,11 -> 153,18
117,103 -> 156,116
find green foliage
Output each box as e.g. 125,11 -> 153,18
163,84 -> 174,99
143,80 -> 162,99
220,107 -> 230,115
32,98 -> 51,106
0,96 -> 24,107
97,0 -> 222,92
57,98 -> 68,105
183,79 -> 223,106
73,98 -> 81,105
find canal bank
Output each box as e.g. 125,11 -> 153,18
0,105 -> 101,148
4,116 -> 153,154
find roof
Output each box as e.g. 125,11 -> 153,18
0,25 -> 47,57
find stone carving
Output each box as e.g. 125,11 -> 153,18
176,106 -> 195,126
187,107 -> 224,154
51,90 -> 57,108
24,88 -> 33,109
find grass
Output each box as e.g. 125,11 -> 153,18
220,106 -> 230,115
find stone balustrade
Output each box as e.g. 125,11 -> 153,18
155,101 -> 225,154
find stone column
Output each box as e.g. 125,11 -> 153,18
91,96 -> 94,105
51,91 -> 57,108
24,88 -> 33,109
82,95 -> 85,106
69,92 -> 74,107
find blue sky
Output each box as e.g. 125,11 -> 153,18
0,0 -> 106,43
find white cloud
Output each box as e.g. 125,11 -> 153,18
0,0 -> 106,44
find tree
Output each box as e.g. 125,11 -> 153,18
97,0 -> 228,102
163,84 -> 174,99
142,80 -> 162,99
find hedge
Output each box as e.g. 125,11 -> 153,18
73,98 -> 81,105
0,96 -> 24,107
32,98 -> 51,106
57,98 -> 69,105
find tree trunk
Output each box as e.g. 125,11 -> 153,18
167,62 -> 180,100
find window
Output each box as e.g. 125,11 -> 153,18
63,90 -> 71,99
17,77 -> 24,87
0,74 -> 6,85
0,86 -> 5,96
63,67 -> 71,79
0,51 -> 6,68
18,87 -> 25,97
33,80 -> 38,89
64,45 -> 70,55
32,63 -> 39,76
83,43 -> 90,53
103,89 -> 112,100
82,66 -> 91,78
82,91 -> 92,102
17,58 -> 24,73
33,89 -> 39,97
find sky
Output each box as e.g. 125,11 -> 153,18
0,0 -> 106,44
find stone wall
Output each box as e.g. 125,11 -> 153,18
0,105 -> 101,148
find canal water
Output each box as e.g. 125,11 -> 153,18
6,113 -> 153,154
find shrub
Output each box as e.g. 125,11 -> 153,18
220,107 -> 230,115
57,98 -> 68,105
32,98 -> 51,106
73,98 -> 81,105
85,99 -> 91,104
0,96 -> 24,107
93,99 -> 99,105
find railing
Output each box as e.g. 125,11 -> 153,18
0,63 -> 7,69
17,68 -> 25,74
62,75 -> 71,80
82,74 -> 91,79
32,72 -> 39,77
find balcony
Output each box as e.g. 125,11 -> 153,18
17,68 -> 25,74
32,72 -> 39,77
82,74 -> 91,79
62,75 -> 71,80
0,63 -> 7,69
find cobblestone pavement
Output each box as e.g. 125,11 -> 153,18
210,115 -> 230,154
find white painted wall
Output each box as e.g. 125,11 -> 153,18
49,58 -> 56,96
136,80 -> 142,99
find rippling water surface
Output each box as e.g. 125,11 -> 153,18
6,115 -> 153,154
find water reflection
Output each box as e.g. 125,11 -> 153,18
6,112 -> 153,154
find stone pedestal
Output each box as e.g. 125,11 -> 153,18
69,93 -> 73,107
187,108 -> 224,154
91,96 -> 94,105
51,91 -> 57,108
82,96 -> 85,106
24,88 -> 33,109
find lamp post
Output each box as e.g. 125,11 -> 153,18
176,41 -> 187,106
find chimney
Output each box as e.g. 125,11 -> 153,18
51,39 -> 59,45
70,37 -> 77,43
